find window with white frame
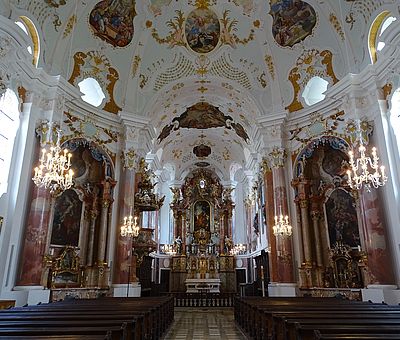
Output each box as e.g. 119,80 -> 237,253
0,89 -> 20,195
302,76 -> 329,106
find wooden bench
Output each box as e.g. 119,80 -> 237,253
234,296 -> 400,340
0,296 -> 174,340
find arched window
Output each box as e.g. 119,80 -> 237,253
368,12 -> 397,64
0,89 -> 20,195
15,16 -> 40,67
301,76 -> 329,106
78,78 -> 106,107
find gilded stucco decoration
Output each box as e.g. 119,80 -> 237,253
286,49 -> 339,113
89,0 -> 137,47
289,111 -> 345,146
152,53 -> 196,91
62,14 -> 77,38
232,0 -> 255,16
121,147 -> 139,170
329,13 -> 345,41
269,0 -> 317,48
264,54 -> 275,80
63,111 -> 119,150
345,119 -> 373,146
219,10 -> 258,49
148,7 -> 258,52
210,53 -> 252,89
68,51 -> 122,114
157,102 -> 250,143
345,0 -> 392,29
148,0 -> 173,17
147,52 -> 253,91
147,10 -> 186,48
131,55 -> 141,78
23,0 -> 65,30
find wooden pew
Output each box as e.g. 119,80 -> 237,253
234,296 -> 400,340
314,330 -> 400,340
0,296 -> 174,340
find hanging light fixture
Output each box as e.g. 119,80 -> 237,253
273,214 -> 292,238
346,120 -> 387,191
32,125 -> 74,195
230,243 -> 246,255
120,209 -> 140,238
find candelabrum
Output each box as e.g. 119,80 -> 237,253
230,243 -> 246,255
120,213 -> 140,238
32,127 -> 73,195
273,214 -> 293,237
160,244 -> 176,256
347,141 -> 387,192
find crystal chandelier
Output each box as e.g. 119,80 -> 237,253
161,244 -> 176,256
347,141 -> 387,192
32,127 -> 74,195
120,213 -> 140,238
230,243 -> 246,255
273,214 -> 293,237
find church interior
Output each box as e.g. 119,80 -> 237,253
1,0 -> 400,337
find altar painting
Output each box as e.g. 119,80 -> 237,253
185,8 -> 220,54
325,189 -> 359,248
51,189 -> 82,247
194,200 -> 211,231
269,0 -> 317,47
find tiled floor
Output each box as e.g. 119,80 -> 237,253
163,307 -> 247,340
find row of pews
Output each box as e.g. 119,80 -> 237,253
234,296 -> 400,340
0,296 -> 174,340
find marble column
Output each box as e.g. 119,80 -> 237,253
264,166 -> 278,282
17,185 -> 52,286
114,149 -> 137,284
269,147 -> 294,283
359,188 -> 395,285
98,178 -> 116,264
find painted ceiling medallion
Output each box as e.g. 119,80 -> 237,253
89,0 -> 136,47
193,144 -> 212,158
157,102 -> 250,143
269,0 -> 317,48
185,8 -> 220,54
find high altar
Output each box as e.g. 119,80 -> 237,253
169,169 -> 235,293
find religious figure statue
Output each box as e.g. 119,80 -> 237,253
174,235 -> 182,254
224,235 -> 233,254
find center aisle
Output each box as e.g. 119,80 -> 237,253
163,307 -> 247,340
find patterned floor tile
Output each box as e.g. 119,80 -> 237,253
163,308 -> 247,340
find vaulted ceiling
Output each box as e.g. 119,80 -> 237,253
9,0 -> 386,180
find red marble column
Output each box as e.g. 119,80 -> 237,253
264,168 -> 278,282
113,167 -> 137,284
359,189 -> 395,285
17,185 -> 52,286
272,166 -> 294,283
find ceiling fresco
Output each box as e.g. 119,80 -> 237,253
10,0 -> 394,179
88,0 -> 137,47
157,102 -> 250,144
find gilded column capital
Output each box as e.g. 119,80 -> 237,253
268,146 -> 287,168
121,147 -> 139,171
299,199 -> 309,209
